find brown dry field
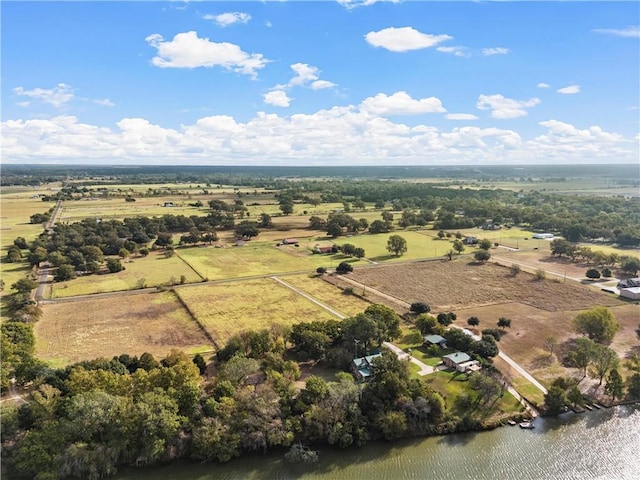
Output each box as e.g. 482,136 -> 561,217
35,291 -> 212,366
349,259 -> 624,312
452,303 -> 640,389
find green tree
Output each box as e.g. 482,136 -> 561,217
336,262 -> 353,274
54,264 -> 76,282
452,239 -> 465,254
604,368 -> 624,401
415,314 -> 439,335
478,238 -> 493,250
386,235 -> 407,257
497,317 -> 512,329
588,343 -> 619,386
544,335 -> 558,357
544,385 -> 568,415
106,258 -> 124,273
585,268 -> 601,280
369,219 -> 390,234
467,316 -> 480,327
567,337 -> 596,378
410,302 -> 430,314
620,256 -> 640,275
474,250 -> 491,263
626,373 -> 640,400
573,306 -> 618,344
354,247 -> 366,259
11,278 -> 38,295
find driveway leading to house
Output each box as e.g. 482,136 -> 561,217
272,276 -> 435,376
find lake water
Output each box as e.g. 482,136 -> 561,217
114,405 -> 640,480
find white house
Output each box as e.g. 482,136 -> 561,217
620,287 -> 640,300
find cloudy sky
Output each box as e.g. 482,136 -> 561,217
2,0 -> 639,165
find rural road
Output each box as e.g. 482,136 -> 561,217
271,276 -> 435,376
450,325 -> 548,395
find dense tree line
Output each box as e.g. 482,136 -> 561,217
1,303 -> 509,480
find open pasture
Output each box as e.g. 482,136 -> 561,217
35,291 -> 211,366
283,274 -> 371,317
452,302 -> 640,388
349,259 -> 623,312
175,278 -> 338,346
176,241 -> 363,280
51,250 -> 201,298
0,192 -> 56,290
300,230 -> 450,262
58,196 -> 208,222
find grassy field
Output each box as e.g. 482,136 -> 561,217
51,251 -> 202,298
35,291 -> 211,366
174,278 -> 339,346
176,241 -> 364,281
282,274 -> 371,317
423,370 -> 524,419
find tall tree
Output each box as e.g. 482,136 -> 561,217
386,235 -> 407,257
573,306 -> 618,344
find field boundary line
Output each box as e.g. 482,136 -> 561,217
171,289 -> 219,350
174,249 -> 206,281
270,276 -> 347,319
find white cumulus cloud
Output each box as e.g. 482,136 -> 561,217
311,80 -> 337,90
204,12 -> 251,27
2,112 -> 637,165
145,31 -> 269,78
365,27 -> 452,52
557,85 -> 580,94
263,91 -> 291,108
93,98 -> 115,107
436,46 -> 469,57
482,47 -> 509,56
446,113 -> 478,120
592,26 -> 640,38
338,0 -> 401,10
477,94 -> 540,119
537,83 -> 550,88
360,91 -> 446,115
13,83 -> 74,108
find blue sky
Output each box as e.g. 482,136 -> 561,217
2,1 -> 639,165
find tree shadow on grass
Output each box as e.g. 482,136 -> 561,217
530,353 -> 555,370
369,254 -> 398,262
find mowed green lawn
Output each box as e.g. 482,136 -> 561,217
177,242 -> 364,280
175,279 -> 338,345
51,251 -> 202,298
301,230 -> 453,262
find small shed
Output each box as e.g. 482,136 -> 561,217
314,245 -> 335,254
620,287 -> 640,300
442,352 -> 471,371
283,238 -> 299,245
424,334 -> 447,348
617,278 -> 640,288
533,233 -> 554,239
463,236 -> 479,245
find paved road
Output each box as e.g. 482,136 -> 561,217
271,276 -> 435,376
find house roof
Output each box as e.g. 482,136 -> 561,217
284,238 -> 299,243
353,353 -> 382,378
443,352 -> 471,364
424,334 -> 446,344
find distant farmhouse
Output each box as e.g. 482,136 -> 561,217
463,236 -> 479,245
282,238 -> 299,245
313,245 -> 337,254
162,202 -> 175,207
352,353 -> 383,381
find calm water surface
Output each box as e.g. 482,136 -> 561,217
114,405 -> 640,480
